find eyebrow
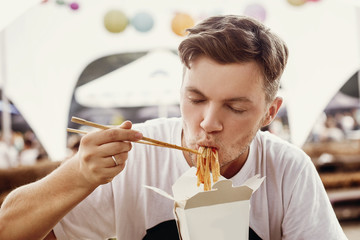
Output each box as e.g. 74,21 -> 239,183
185,87 -> 253,104
226,97 -> 253,104
185,87 -> 205,96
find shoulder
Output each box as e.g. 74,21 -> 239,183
253,131 -> 322,197
254,130 -> 310,162
252,131 -> 314,179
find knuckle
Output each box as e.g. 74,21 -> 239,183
81,152 -> 92,163
114,142 -> 132,153
80,134 -> 91,145
125,142 -> 132,151
119,152 -> 129,161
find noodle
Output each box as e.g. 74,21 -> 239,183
196,147 -> 220,191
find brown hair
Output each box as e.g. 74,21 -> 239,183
178,15 -> 288,103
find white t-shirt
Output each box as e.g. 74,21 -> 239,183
54,117 -> 347,240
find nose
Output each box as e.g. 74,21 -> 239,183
200,104 -> 223,133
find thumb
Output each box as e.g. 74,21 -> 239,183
118,120 -> 132,130
118,120 -> 143,141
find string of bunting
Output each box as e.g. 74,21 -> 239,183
42,0 -> 79,11
39,0 -> 321,36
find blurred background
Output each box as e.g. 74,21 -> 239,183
0,0 -> 360,238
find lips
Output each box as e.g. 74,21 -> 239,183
196,142 -> 218,150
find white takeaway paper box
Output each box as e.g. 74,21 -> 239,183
145,167 -> 265,240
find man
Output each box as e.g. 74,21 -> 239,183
0,15 -> 347,240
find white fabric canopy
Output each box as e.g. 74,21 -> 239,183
1,0 -> 185,160
274,0 -> 360,146
75,49 -> 182,108
0,0 -> 39,34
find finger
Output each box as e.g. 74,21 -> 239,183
104,152 -> 128,168
104,165 -> 125,183
83,127 -> 143,146
104,128 -> 143,144
80,154 -> 127,183
110,152 -> 129,167
95,160 -> 126,184
111,155 -> 119,167
79,120 -> 140,146
118,120 -> 132,130
97,141 -> 132,157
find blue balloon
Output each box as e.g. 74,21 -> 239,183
131,12 -> 154,32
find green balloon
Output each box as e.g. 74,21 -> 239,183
104,10 -> 128,33
287,0 -> 306,6
56,0 -> 65,5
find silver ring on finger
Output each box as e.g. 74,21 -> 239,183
111,155 -> 118,166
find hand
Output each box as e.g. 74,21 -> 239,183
74,121 -> 143,187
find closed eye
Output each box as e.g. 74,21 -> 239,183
185,87 -> 207,105
189,98 -> 206,104
226,105 -> 246,114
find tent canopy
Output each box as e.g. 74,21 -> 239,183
75,49 -> 182,108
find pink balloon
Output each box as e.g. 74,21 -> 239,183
69,2 -> 79,10
243,4 -> 267,22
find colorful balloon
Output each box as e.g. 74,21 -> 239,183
287,0 -> 307,6
243,4 -> 267,22
69,2 -> 79,10
131,12 -> 154,33
171,13 -> 195,37
56,0 -> 65,5
104,10 -> 128,33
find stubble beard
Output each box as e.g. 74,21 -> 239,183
220,116 -> 267,168
182,117 -> 266,169
182,126 -> 256,169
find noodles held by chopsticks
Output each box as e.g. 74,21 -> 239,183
196,147 -> 220,191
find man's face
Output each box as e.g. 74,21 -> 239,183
180,56 -> 276,173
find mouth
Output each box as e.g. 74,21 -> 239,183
196,142 -> 218,151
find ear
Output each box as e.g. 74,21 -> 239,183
262,97 -> 283,127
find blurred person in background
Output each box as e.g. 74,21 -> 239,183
66,134 -> 81,159
324,115 -> 345,142
19,138 -> 39,166
0,139 -> 18,169
0,131 -> 21,169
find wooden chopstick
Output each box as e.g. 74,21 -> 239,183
69,117 -> 199,155
67,128 -> 164,147
67,128 -> 88,135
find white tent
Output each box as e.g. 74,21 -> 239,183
1,0 -> 184,160
273,0 -> 360,145
75,49 -> 183,117
0,0 -> 39,33
0,0 -> 44,159
0,0 -> 359,161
